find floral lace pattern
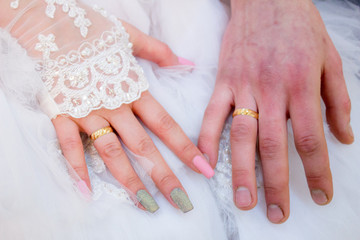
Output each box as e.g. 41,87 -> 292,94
44,0 -> 91,37
10,0 -> 149,118
10,0 -> 92,37
34,18 -> 148,118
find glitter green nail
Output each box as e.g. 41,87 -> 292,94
170,188 -> 194,213
137,190 -> 159,213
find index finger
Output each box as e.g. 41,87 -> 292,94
132,92 -> 215,179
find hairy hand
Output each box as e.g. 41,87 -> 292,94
199,0 -> 353,223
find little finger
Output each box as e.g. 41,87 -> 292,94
52,116 -> 91,189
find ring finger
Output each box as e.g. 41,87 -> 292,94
78,115 -> 158,212
231,93 -> 258,210
104,106 -> 194,213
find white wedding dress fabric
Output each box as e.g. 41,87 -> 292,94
0,0 -> 359,239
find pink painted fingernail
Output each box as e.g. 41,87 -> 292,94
77,180 -> 91,200
193,155 -> 215,179
178,57 -> 195,66
267,204 -> 284,223
235,187 -> 252,208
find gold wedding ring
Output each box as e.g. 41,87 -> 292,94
90,126 -> 114,141
233,108 -> 259,120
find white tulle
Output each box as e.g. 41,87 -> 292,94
1,0 -> 360,239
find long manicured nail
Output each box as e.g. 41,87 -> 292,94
178,57 -> 195,66
311,189 -> 329,205
170,188 -> 194,213
77,180 -> 91,200
235,187 -> 252,208
348,124 -> 354,139
193,155 -> 215,179
137,190 -> 159,213
267,204 -> 284,223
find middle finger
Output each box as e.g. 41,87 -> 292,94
258,101 -> 289,224
105,106 -> 194,213
78,115 -> 157,212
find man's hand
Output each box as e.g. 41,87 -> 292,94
199,0 -> 353,223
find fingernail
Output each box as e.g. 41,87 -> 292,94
348,124 -> 354,139
137,190 -> 159,213
235,187 -> 252,208
77,180 -> 91,200
267,204 -> 284,223
170,188 -> 194,213
193,155 -> 215,179
311,189 -> 329,205
178,57 -> 195,66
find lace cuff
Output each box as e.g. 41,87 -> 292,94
5,0 -> 148,119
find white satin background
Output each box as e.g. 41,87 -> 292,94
0,0 -> 359,239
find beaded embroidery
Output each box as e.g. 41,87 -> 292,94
10,0 -> 148,118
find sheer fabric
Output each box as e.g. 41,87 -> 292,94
1,0 -> 147,119
0,0 -> 359,239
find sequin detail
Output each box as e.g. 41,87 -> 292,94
10,0 -> 19,9
34,16 -> 148,118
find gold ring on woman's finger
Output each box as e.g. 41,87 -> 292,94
90,126 -> 114,141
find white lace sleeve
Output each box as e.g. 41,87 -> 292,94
2,0 -> 148,118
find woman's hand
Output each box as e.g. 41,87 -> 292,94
199,0 -> 353,223
0,0 -> 212,213
52,22 -> 213,213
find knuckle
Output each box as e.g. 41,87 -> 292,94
342,97 -> 352,114
287,59 -> 312,79
219,68 -> 241,84
204,102 -> 221,118
306,173 -> 328,186
181,141 -> 196,155
158,174 -> 177,188
231,122 -> 252,143
259,65 -> 279,86
60,137 -> 82,152
287,65 -> 312,93
232,168 -> 251,180
158,43 -> 173,59
124,175 -> 141,188
264,182 -> 287,196
332,51 -> 343,69
157,111 -> 177,134
260,137 -> 282,160
137,137 -> 157,156
296,134 -> 321,156
198,133 -> 212,148
102,142 -> 125,160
